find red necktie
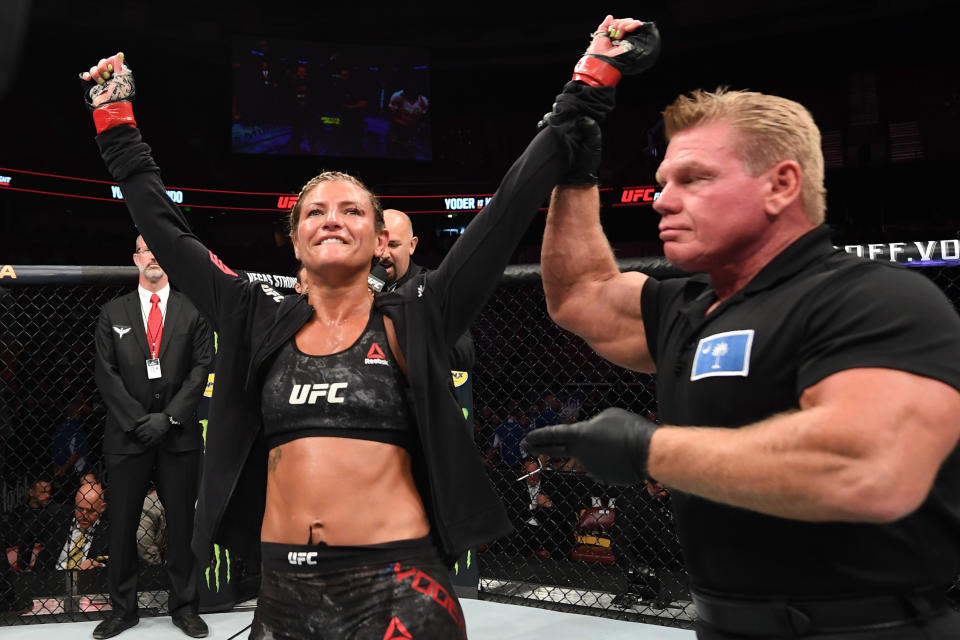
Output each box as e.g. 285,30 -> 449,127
147,293 -> 163,359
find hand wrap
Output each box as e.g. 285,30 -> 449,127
81,55 -> 137,134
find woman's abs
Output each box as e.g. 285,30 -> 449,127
260,436 -> 429,546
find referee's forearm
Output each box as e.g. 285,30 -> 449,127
647,410 -> 897,523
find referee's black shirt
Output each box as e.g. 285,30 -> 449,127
642,225 -> 960,597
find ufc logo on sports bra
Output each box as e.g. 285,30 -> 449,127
288,383 -> 348,404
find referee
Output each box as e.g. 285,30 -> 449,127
527,16 -> 960,640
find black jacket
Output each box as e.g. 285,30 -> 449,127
97,123 -> 572,564
95,288 -> 212,454
40,510 -> 110,572
388,261 -> 476,372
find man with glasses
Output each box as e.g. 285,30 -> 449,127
93,236 -> 212,638
53,482 -> 109,571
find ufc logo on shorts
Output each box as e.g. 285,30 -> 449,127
288,383 -> 348,404
287,551 -> 318,566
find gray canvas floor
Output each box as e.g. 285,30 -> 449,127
2,599 -> 696,639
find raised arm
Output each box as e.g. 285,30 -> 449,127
542,185 -> 654,372
541,16 -> 660,373
80,53 -> 250,326
428,16 -> 662,348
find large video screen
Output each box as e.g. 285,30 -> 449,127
231,36 -> 431,160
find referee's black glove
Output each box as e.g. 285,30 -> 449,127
562,116 -> 602,186
133,412 -> 170,447
523,408 -> 658,486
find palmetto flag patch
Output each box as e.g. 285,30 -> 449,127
691,330 -> 754,381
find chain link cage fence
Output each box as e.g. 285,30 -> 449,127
1,258 -> 959,628
474,260 -> 960,629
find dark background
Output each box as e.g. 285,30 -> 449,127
1,0 -> 957,276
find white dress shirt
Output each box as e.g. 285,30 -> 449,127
137,283 -> 170,334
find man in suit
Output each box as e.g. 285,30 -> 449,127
16,480 -> 106,568
50,482 -> 109,571
93,235 -> 212,639
1,482 -> 105,614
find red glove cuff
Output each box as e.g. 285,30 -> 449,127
92,101 -> 137,135
572,55 -> 622,88
572,55 -> 622,87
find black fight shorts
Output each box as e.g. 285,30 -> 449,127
250,538 -> 467,639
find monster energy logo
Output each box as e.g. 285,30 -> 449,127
205,544 -> 231,592
453,549 -> 472,575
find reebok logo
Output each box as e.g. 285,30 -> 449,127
365,343 -> 389,366
287,551 -> 318,566
288,382 -> 348,404
382,616 -> 413,640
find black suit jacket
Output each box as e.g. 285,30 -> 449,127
94,288 -> 212,454
35,508 -> 110,572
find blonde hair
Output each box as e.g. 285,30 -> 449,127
663,88 -> 826,223
287,171 -> 384,236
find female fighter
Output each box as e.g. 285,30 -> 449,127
80,17 -> 655,637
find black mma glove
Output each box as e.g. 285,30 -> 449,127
79,52 -> 137,134
537,20 -> 661,183
572,21 -> 661,88
562,117 -> 602,186
538,20 -> 661,129
537,85 -> 612,189
133,412 -> 171,447
523,407 -> 658,486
